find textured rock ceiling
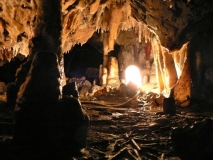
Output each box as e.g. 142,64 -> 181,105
0,0 -> 213,61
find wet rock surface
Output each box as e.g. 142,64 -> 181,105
0,94 -> 213,159
84,104 -> 213,160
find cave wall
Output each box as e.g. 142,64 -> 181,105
131,0 -> 213,50
188,28 -> 213,99
0,0 -> 213,106
2,0 -> 213,57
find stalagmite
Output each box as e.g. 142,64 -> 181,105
107,57 -> 120,88
100,67 -> 108,86
99,64 -> 103,82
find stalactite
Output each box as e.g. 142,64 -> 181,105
128,17 -> 137,29
161,47 -> 178,91
89,0 -> 100,14
13,41 -> 29,58
119,2 -> 135,31
168,0 -> 174,8
4,49 -> 12,62
0,20 -> 4,35
144,25 -> 148,43
174,57 -> 191,107
0,0 -> 39,56
120,22 -> 127,31
138,22 -> 142,42
172,50 -> 180,77
76,0 -> 87,10
69,10 -> 83,32
172,42 -> 188,78
121,1 -> 131,22
148,28 -> 152,42
157,46 -> 167,95
152,38 -> 191,105
152,37 -> 165,94
151,34 -> 177,97
102,32 -> 109,56
170,42 -> 191,107
62,37 -> 74,53
141,23 -> 144,41
95,5 -> 104,31
61,9 -> 79,51
0,49 -> 3,60
145,27 -> 189,103
72,26 -> 95,45
62,0 -> 76,12
4,4 -> 24,32
59,55 -> 66,97
108,3 -> 122,51
101,7 -> 110,33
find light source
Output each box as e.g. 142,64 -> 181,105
125,65 -> 142,88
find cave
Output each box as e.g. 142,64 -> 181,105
0,0 -> 213,159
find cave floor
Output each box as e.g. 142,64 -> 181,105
84,103 -> 213,160
0,94 -> 213,160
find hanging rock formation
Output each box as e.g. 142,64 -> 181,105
0,0 -> 213,106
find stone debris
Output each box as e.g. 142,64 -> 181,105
0,90 -> 213,159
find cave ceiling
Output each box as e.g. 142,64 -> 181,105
0,0 -> 213,62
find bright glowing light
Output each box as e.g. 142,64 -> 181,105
125,65 -> 142,88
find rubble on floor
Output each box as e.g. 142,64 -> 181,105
0,91 -> 213,159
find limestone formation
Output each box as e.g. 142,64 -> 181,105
107,57 -> 120,88
13,51 -> 61,147
0,0 -> 213,107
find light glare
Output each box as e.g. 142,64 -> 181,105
125,65 -> 142,88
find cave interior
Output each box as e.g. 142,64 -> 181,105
0,0 -> 213,159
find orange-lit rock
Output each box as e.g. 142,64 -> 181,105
107,57 -> 120,88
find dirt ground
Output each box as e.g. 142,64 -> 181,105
0,93 -> 213,159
